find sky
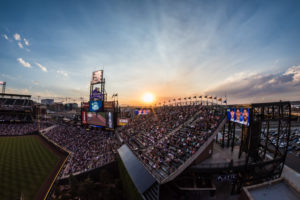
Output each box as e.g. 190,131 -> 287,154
0,0 -> 300,105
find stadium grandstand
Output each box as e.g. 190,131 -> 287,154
1,74 -> 299,200
115,101 -> 300,200
118,104 -> 225,182
0,93 -> 34,123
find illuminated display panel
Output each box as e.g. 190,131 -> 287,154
87,112 -> 106,126
227,107 -> 250,126
135,109 -> 151,115
89,101 -> 103,112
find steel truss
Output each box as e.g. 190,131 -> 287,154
232,101 -> 291,192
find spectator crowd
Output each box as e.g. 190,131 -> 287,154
44,126 -> 120,177
0,122 -> 53,136
119,105 -> 225,181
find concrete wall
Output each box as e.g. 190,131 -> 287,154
193,139 -> 214,165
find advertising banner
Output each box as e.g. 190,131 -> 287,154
117,118 -> 129,126
104,101 -> 115,110
82,111 -> 87,124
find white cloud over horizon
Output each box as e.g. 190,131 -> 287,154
207,65 -> 300,104
17,58 -> 31,68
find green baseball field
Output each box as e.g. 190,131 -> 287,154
0,135 -> 66,200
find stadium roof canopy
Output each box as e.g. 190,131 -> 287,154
118,144 -> 156,194
0,93 -> 31,99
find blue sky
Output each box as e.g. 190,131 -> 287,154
1,0 -> 300,105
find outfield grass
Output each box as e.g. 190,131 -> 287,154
0,135 -> 61,200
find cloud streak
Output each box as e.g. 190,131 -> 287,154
17,58 -> 31,68
24,38 -> 29,46
2,34 -> 9,40
17,42 -> 23,48
35,62 -> 47,72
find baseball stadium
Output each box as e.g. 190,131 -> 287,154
1,1 -> 300,200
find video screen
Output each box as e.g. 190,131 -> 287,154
106,111 -> 114,129
227,108 -> 250,126
87,112 -> 106,126
91,70 -> 103,84
89,101 -> 103,112
135,109 -> 151,115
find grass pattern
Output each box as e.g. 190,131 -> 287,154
0,136 -> 60,200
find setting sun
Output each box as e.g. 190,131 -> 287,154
142,93 -> 155,103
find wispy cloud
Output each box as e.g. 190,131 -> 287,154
2,34 -> 9,40
17,58 -> 31,68
17,42 -> 23,49
24,38 -> 29,46
13,33 -> 21,41
6,87 -> 30,95
35,62 -> 47,72
56,70 -> 68,77
32,80 -> 40,85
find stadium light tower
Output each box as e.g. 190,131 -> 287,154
0,81 -> 6,93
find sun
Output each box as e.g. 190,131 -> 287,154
142,93 -> 155,103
